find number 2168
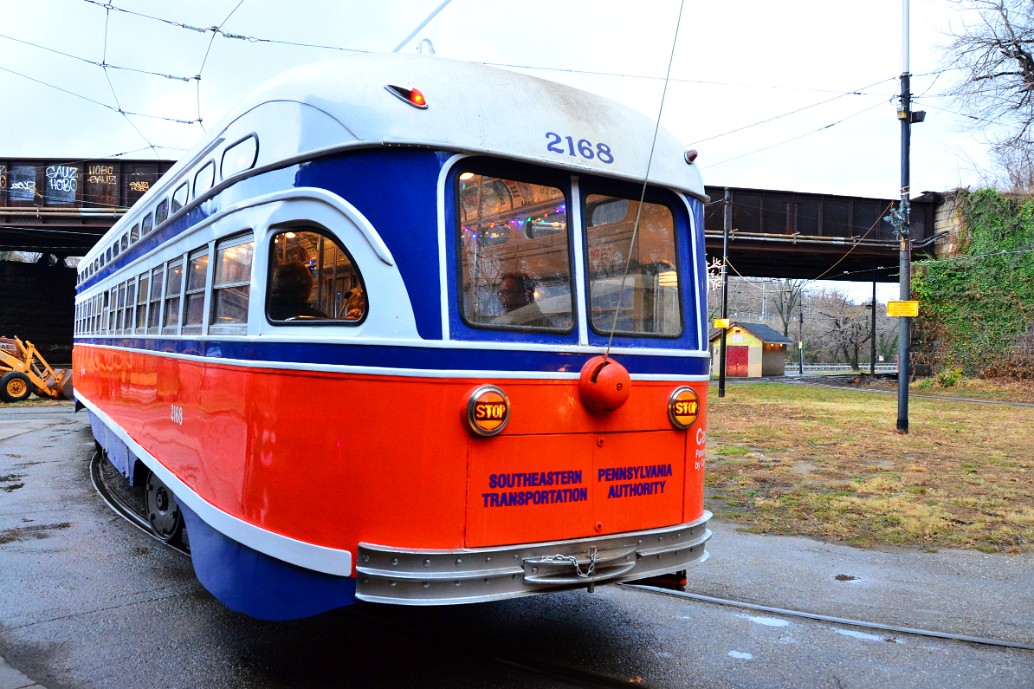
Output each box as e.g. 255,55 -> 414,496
545,133 -> 614,164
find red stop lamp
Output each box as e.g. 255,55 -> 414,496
578,355 -> 631,414
668,386 -> 700,430
465,385 -> 509,437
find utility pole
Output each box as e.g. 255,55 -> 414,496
871,265 -> 877,377
797,300 -> 804,375
895,0 -> 924,433
718,188 -> 731,398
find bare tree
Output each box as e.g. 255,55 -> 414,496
772,279 -> 808,337
948,0 -> 1034,189
810,288 -> 872,369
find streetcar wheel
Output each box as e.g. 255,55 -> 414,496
145,471 -> 183,542
0,372 -> 33,403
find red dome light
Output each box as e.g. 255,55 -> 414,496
385,84 -> 429,110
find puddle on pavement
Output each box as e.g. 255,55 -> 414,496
0,474 -> 24,492
836,628 -> 901,643
834,574 -> 863,583
0,522 -> 72,545
741,614 -> 791,628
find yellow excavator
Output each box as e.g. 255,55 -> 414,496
0,336 -> 73,403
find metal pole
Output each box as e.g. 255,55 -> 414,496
897,0 -> 912,433
718,188 -> 731,398
797,301 -> 804,374
871,265 -> 877,376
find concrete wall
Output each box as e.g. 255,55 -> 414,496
0,260 -> 75,365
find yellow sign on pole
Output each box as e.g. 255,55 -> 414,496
714,318 -> 730,329
887,300 -> 919,318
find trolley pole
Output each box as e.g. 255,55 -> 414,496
896,0 -> 914,433
718,188 -> 731,398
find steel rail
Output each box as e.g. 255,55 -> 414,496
89,450 -> 190,557
626,583 -> 1034,652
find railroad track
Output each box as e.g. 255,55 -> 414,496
89,450 -> 190,557
92,449 -> 1033,689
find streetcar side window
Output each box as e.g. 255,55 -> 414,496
211,234 -> 254,330
125,279 -> 136,334
171,182 -> 189,214
136,272 -> 149,332
183,249 -> 209,334
222,135 -> 258,180
155,198 -> 170,227
117,282 -> 127,333
104,289 -> 112,333
584,194 -> 684,337
163,258 -> 184,333
148,265 -> 164,333
266,229 -> 366,324
456,171 -> 573,331
195,161 -> 215,197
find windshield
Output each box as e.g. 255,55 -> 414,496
457,171 -> 574,331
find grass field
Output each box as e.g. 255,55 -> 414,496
705,380 -> 1034,554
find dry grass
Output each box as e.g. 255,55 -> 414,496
705,382 -> 1034,553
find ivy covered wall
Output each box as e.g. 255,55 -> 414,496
913,189 -> 1034,378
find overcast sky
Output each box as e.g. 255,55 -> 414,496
1,0 -> 990,300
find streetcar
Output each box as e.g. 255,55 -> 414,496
73,53 -> 712,621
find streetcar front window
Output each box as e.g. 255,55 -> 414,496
585,194 -> 683,337
456,171 -> 573,331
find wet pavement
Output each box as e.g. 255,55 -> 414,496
1,404 -> 1032,689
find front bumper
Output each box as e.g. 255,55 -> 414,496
355,512 -> 711,605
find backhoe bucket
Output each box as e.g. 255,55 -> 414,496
52,370 -> 74,400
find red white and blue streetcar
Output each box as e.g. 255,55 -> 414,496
73,53 -> 712,620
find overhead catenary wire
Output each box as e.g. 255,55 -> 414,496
0,32 -> 196,82
194,0 -> 249,133
8,3 -> 945,166
705,100 -> 889,169
689,76 -> 898,147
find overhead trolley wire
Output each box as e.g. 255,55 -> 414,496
605,0 -> 685,357
78,0 -> 370,54
0,32 -> 195,83
705,100 -> 888,170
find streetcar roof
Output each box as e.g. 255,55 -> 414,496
81,53 -> 704,268
241,53 -> 704,195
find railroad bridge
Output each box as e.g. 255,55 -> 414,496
701,185 -> 944,281
1,157 -> 949,358
0,158 -> 945,276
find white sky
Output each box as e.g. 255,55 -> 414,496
0,0 -> 992,302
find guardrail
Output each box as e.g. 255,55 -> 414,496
785,364 -> 898,373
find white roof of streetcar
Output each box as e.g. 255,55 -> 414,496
82,53 -> 704,268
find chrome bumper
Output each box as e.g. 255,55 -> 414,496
355,512 -> 711,605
